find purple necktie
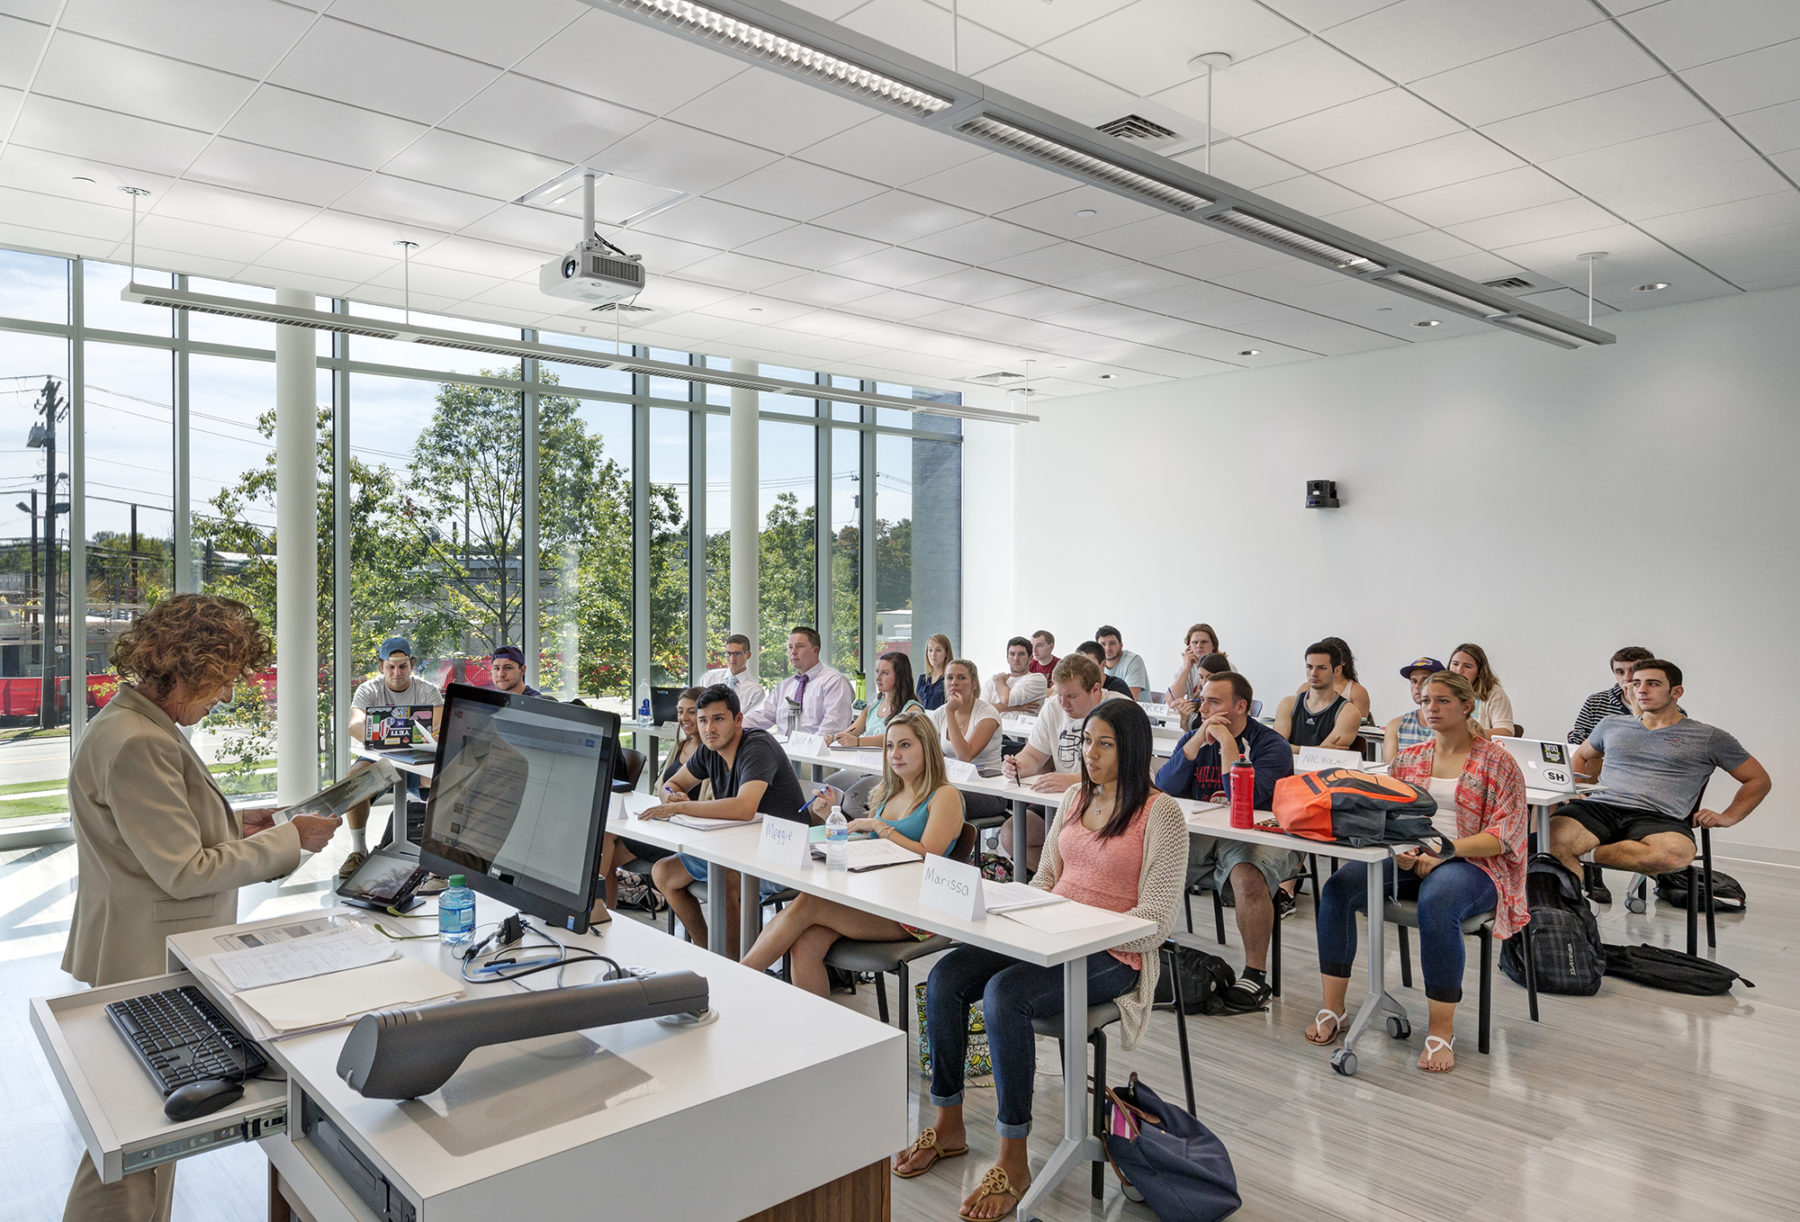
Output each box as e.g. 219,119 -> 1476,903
793,673 -> 809,703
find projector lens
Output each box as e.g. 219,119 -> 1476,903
561,258 -> 579,279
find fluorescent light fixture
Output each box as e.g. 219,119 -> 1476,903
593,0 -> 951,116
957,116 -> 1214,213
1205,209 -> 1382,271
1486,315 -> 1582,351
119,283 -> 1035,424
1376,272 -> 1511,325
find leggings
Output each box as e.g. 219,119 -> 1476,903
1316,858 -> 1497,1004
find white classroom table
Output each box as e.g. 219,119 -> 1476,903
614,791 -> 1154,1222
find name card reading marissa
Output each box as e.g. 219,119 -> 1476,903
918,853 -> 984,922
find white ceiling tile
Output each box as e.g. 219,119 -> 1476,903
463,278 -> 573,311
1266,0 -> 1400,31
1290,326 -> 1404,355
1733,100 -> 1800,156
252,238 -> 395,282
698,295 -> 814,325
0,184 -> 131,241
777,309 -> 885,338
1318,201 -> 1429,241
1323,0 -> 1600,83
1591,158 -> 1793,223
1388,166 -> 1575,228
829,246 -> 964,286
100,243 -> 249,280
60,0 -> 316,77
268,17 -> 501,125
513,7 -> 745,116
763,270 -> 884,306
1157,236 -> 1290,279
1482,222 -> 1664,281
1242,89 -> 1464,170
844,289 -> 946,321
1154,37 -> 1389,135
838,1 -> 1026,75
591,120 -> 782,195
243,269 -> 365,298
380,130 -> 567,202
144,181 -> 320,238
1114,348 -> 1242,379
736,224 -> 888,268
986,240 -> 1128,282
710,160 -> 884,221
0,15 -> 47,89
1322,130 -> 1524,198
994,185 -> 1163,239
327,0 -> 588,66
1256,173 -> 1370,215
980,283 -> 1102,318
629,277 -> 740,312
186,138 -> 370,207
610,229 -> 722,275
1637,192 -> 1800,244
0,84 -> 18,131
796,114 -> 982,186
814,191 -> 980,245
1079,213 -> 1217,260
286,209 -> 447,253
1409,24 -> 1663,127
1674,221 -> 1800,267
904,216 -> 1059,262
1478,77 -> 1714,164
1774,148 -> 1800,180
410,235 -> 544,279
631,196 -> 794,248
907,153 -> 1073,215
0,0 -> 68,19
1039,0 -> 1304,97
440,74 -> 652,164
222,86 -> 428,171
360,261 -> 503,302
1620,0 -> 1800,71
1539,123 -> 1759,195
1120,280 -> 1257,322
118,214 -> 275,263
1445,197 -> 1620,248
972,51 -> 1136,124
1376,227 -> 1484,263
330,174 -> 497,232
667,68 -> 875,156
952,0 -> 1139,44
1060,262 -> 1194,301
1209,259 -> 1343,296
459,203 -> 594,252
33,31 -> 257,132
627,310 -> 748,342
0,143 -> 174,201
1682,39 -> 1800,116
1170,139 -> 1302,188
906,266 -> 1034,303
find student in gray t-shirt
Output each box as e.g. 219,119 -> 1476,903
1549,658 -> 1771,883
339,637 -> 444,878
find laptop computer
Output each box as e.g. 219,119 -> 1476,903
366,705 -> 437,766
649,685 -> 685,726
1500,737 -> 1578,793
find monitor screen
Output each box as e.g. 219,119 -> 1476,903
419,684 -> 619,934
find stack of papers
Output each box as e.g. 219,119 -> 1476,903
668,812 -> 761,831
999,902 -> 1125,934
212,925 -> 395,991
234,959 -> 465,1035
983,881 -> 1065,914
809,838 -> 923,871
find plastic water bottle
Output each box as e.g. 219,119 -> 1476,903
438,874 -> 475,945
825,806 -> 849,871
1230,758 -> 1255,829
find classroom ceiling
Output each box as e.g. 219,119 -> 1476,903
0,0 -> 1796,400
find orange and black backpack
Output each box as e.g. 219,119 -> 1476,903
1270,768 -> 1447,850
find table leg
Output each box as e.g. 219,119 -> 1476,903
740,869 -> 765,956
1016,957 -> 1093,1222
1336,858 -> 1407,1070
707,869 -> 730,957
1010,799 -> 1029,883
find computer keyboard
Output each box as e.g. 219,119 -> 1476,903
105,985 -> 268,1096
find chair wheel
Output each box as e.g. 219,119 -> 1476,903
1625,897 -> 1646,915
1331,1049 -> 1357,1076
1386,1016 -> 1411,1040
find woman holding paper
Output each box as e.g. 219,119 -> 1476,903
898,699 -> 1186,1220
741,712 -> 964,996
61,595 -> 340,1222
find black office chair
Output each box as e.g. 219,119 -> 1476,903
1624,824 -> 1717,955
1180,857 -> 1319,997
1392,904 -> 1540,1052
611,748 -> 647,794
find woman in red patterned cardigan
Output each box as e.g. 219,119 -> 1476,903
1304,671 -> 1528,1072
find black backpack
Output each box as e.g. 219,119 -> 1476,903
1154,944 -> 1238,1015
1653,868 -> 1747,913
1602,943 -> 1754,995
1501,855 -> 1605,995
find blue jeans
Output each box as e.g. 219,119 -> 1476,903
926,945 -> 1138,1139
1316,858 -> 1497,1004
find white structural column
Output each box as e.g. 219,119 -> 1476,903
729,360 -> 759,681
275,289 -> 319,804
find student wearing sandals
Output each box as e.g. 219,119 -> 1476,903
896,700 -> 1187,1220
741,712 -> 964,995
1306,671 -> 1528,1073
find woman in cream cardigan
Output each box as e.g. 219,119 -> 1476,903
61,595 -> 339,1222
897,698 -> 1186,1220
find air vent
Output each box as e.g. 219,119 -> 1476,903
1482,276 -> 1534,291
591,302 -> 653,314
967,371 -> 1026,385
1096,114 -> 1180,142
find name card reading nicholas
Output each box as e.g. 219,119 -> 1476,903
758,817 -> 812,871
918,853 -> 984,923
787,731 -> 827,757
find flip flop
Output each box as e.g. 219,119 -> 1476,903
1305,1007 -> 1347,1045
892,1127 -> 967,1179
1420,1034 -> 1456,1073
959,1166 -> 1028,1220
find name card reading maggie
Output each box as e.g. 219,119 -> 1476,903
758,817 -> 812,870
918,853 -> 985,923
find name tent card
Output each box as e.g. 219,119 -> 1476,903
787,731 -> 827,757
919,853 -> 985,923
758,818 -> 812,870
944,759 -> 979,785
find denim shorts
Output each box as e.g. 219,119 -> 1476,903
677,852 -> 786,900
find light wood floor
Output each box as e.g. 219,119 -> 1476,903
5,834 -> 1796,1222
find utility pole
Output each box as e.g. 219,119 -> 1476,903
25,376 -> 67,729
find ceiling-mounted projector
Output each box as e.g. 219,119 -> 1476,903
539,169 -> 646,304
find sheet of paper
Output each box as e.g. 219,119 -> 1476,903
842,838 -> 923,870
213,915 -> 345,952
998,900 -> 1122,934
667,812 -> 762,831
982,880 -> 1065,913
212,925 -> 395,992
234,958 -> 464,1034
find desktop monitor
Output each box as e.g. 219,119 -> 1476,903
419,684 -> 619,935
649,685 -> 685,725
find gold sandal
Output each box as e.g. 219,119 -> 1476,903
892,1127 -> 967,1179
959,1166 -> 1027,1220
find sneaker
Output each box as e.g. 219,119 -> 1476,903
1274,889 -> 1298,920
336,850 -> 367,880
1584,862 -> 1612,905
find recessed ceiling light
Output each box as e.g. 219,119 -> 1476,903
72,175 -> 96,184
748,306 -> 763,312
1237,349 -> 1259,356
1636,282 -> 1670,292
1075,208 -> 1097,218
1098,373 -> 1115,379
1414,319 -> 1441,328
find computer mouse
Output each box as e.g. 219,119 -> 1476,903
164,1078 -> 245,1121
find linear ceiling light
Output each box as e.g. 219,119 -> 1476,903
1371,272 -> 1509,324
1204,209 -> 1383,272
594,0 -> 951,117
119,284 -> 1035,424
957,116 -> 1214,213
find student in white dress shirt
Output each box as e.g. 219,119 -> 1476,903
741,625 -> 854,737
699,632 -> 766,715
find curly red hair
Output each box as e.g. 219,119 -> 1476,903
110,594 -> 273,700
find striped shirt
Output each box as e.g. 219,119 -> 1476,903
1568,685 -> 1630,744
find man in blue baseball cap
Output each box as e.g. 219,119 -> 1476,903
488,645 -> 539,697
342,636 -> 444,877
1383,655 -> 1445,758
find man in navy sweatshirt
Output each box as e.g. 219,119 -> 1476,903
1155,672 -> 1296,1010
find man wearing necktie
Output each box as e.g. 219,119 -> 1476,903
742,626 -> 854,737
701,632 -> 766,715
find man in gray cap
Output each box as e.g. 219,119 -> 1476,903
488,645 -> 539,697
342,637 -> 444,877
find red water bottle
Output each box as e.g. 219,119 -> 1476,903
1230,757 -> 1255,828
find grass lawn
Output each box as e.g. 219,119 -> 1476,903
0,761 -> 276,819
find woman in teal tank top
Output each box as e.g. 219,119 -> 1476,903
743,711 -> 966,998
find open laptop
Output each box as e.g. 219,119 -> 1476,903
1500,737 -> 1578,793
365,705 -> 437,766
649,685 -> 685,726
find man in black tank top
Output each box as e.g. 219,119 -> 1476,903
1274,640 -> 1363,754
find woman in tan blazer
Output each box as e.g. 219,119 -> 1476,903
61,595 -> 340,1222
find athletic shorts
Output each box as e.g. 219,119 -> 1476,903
1557,798 -> 1694,846
1186,836 -> 1298,897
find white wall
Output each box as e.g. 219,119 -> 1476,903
963,285 -> 1800,864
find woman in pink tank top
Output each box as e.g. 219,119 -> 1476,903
895,700 -> 1187,1220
